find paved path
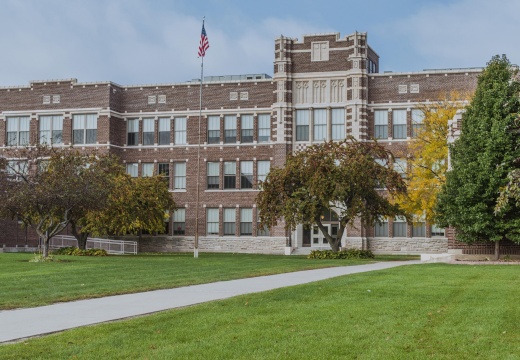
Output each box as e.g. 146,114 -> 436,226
0,260 -> 421,343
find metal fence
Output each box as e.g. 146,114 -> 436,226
49,235 -> 138,255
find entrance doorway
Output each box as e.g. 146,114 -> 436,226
310,224 -> 339,248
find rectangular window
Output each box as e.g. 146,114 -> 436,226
240,161 -> 253,189
223,208 -> 236,235
257,213 -> 270,236
313,109 -> 327,141
394,158 -> 407,179
159,118 -> 170,145
206,208 -> 219,235
412,222 -> 426,237
257,160 -> 270,187
295,110 -> 309,141
431,224 -> 445,237
331,108 -> 345,141
412,109 -> 425,138
73,114 -> 97,145
207,116 -> 220,144
374,110 -> 388,139
207,162 -> 219,189
175,117 -> 187,145
174,162 -> 186,189
224,161 -> 236,189
142,163 -> 154,177
158,163 -> 170,185
173,208 -> 185,235
393,216 -> 407,237
224,115 -> 236,143
39,115 -> 63,145
392,110 -> 407,139
126,163 -> 138,177
127,119 -> 139,146
258,114 -> 270,142
240,115 -> 253,143
142,118 -> 154,145
374,218 -> 388,237
7,116 -> 30,146
240,208 -> 253,236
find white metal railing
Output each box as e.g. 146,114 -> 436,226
49,235 -> 138,255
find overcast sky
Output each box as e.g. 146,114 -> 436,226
1,0 -> 518,86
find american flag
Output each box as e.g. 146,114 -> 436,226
198,21 -> 209,57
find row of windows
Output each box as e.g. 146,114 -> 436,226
207,114 -> 270,144
374,218 -> 445,237
127,117 -> 186,146
374,109 -> 424,140
126,162 -> 186,189
295,108 -> 346,142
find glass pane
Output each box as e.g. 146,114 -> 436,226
224,208 -> 236,222
159,118 -> 170,132
143,119 -> 154,132
207,162 -> 219,176
142,163 -> 154,177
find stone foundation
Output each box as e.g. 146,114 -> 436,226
367,237 -> 448,254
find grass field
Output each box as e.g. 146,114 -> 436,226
0,252 -> 415,310
1,264 -> 518,359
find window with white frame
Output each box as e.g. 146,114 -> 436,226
240,161 -> 253,189
223,208 -> 236,235
412,109 -> 425,138
257,160 -> 270,187
207,162 -> 219,189
142,163 -> 154,177
257,213 -> 270,236
126,163 -> 138,177
431,224 -> 445,237
73,114 -> 97,144
174,162 -> 186,189
158,163 -> 169,185
7,116 -> 30,146
331,108 -> 345,141
159,118 -> 170,145
240,208 -> 253,236
39,115 -> 63,145
224,115 -> 236,143
207,116 -> 220,144
392,110 -> 407,139
224,161 -> 236,189
173,208 -> 185,235
374,110 -> 388,139
175,117 -> 187,145
257,114 -> 270,142
313,109 -> 327,141
393,158 -> 407,179
127,119 -> 138,146
393,216 -> 407,237
311,41 -> 329,62
206,208 -> 219,235
374,217 -> 388,237
295,110 -> 309,141
142,118 -> 154,145
6,160 -> 28,178
241,115 -> 253,143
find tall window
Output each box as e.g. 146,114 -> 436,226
39,115 -> 63,145
393,216 -> 407,237
174,162 -> 186,189
158,163 -> 170,185
142,163 -> 154,177
207,162 -> 219,189
258,114 -> 270,142
175,117 -> 187,145
394,158 -> 407,179
257,213 -> 270,236
313,109 -> 327,141
223,208 -> 236,235
127,119 -> 138,146
240,161 -> 253,189
295,110 -> 309,141
331,108 -> 345,141
207,116 -> 220,144
126,163 -> 138,177
206,208 -> 219,235
241,115 -> 253,143
392,110 -> 407,139
142,118 -> 154,145
159,118 -> 170,145
73,114 -> 97,145
173,208 -> 185,235
224,161 -> 236,189
374,217 -> 388,237
374,110 -> 388,139
412,109 -> 425,138
240,208 -> 253,236
412,222 -> 426,237
257,160 -> 270,186
7,116 -> 30,146
224,115 -> 236,143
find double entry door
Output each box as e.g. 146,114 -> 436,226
302,224 -> 339,248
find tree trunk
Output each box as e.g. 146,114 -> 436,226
494,240 -> 500,261
330,240 -> 341,253
70,221 -> 89,250
42,237 -> 49,258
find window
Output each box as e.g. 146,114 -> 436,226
240,208 -> 253,235
412,109 -> 424,138
374,110 -> 388,139
394,158 -> 407,179
127,119 -> 138,146
311,41 -> 329,62
7,116 -> 30,146
39,115 -> 63,145
158,163 -> 170,185
207,162 -> 219,189
142,163 -> 154,177
126,163 -> 138,177
241,115 -> 253,143
393,216 -> 407,237
206,208 -> 219,235
175,117 -> 187,145
431,224 -> 445,237
313,109 -> 327,141
223,208 -> 236,235
224,161 -> 236,189
374,218 -> 388,237
257,160 -> 270,187
173,208 -> 185,235
412,222 -> 426,237
240,161 -> 253,189
73,114 -> 97,144
224,115 -> 236,143
174,162 -> 186,189
392,110 -> 407,139
142,118 -> 154,145
6,160 -> 28,179
331,109 -> 345,141
207,116 -> 220,144
159,118 -> 170,145
257,213 -> 270,236
295,110 -> 309,141
258,114 -> 270,142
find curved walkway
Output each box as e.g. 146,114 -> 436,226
0,260 -> 421,344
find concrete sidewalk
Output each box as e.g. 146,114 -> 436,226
0,260 -> 421,343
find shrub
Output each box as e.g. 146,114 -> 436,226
307,249 -> 375,260
52,247 -> 108,256
29,254 -> 57,262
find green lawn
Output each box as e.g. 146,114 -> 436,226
1,264 -> 518,359
0,252 -> 414,310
